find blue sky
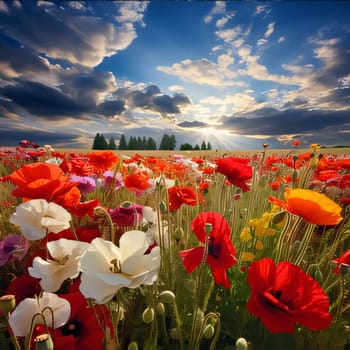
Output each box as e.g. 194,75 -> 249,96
0,1 -> 349,150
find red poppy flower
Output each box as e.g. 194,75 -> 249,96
179,212 -> 237,288
292,140 -> 301,147
332,249 -> 350,274
68,198 -> 100,219
215,156 -> 252,192
123,171 -> 151,192
8,162 -> 77,202
87,151 -> 119,174
247,258 -> 332,333
168,186 -> 203,211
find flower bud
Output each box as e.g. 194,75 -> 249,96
314,267 -> 323,283
158,290 -> 176,303
0,295 -> 16,316
236,337 -> 248,350
159,201 -> 167,212
127,341 -> 139,350
34,333 -> 54,350
156,302 -> 165,315
174,227 -> 184,240
142,307 -> 155,324
202,324 -> 215,339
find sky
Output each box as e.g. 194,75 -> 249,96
0,1 -> 349,150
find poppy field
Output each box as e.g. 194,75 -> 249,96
0,143 -> 349,350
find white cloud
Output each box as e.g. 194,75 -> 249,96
115,1 -> 148,27
0,0 -> 9,13
204,1 -> 226,24
264,22 -> 275,38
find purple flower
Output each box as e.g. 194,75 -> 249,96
70,175 -> 96,194
108,202 -> 144,226
0,234 -> 29,266
103,170 -> 124,190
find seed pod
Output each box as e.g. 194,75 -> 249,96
158,290 -> 176,303
202,324 -> 215,339
142,307 -> 155,324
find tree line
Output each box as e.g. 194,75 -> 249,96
92,133 -> 212,151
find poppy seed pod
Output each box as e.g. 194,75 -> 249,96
235,337 -> 248,350
142,307 -> 155,324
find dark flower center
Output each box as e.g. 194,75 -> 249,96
62,320 -> 82,338
208,238 -> 221,258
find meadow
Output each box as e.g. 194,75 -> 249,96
0,144 -> 349,350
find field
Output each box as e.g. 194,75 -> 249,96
51,147 -> 350,159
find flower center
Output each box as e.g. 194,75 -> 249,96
48,255 -> 70,265
110,258 -> 121,273
208,238 -> 221,258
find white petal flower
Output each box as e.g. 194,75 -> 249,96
10,199 -> 71,240
28,238 -> 89,292
8,292 -> 70,337
79,231 -> 161,304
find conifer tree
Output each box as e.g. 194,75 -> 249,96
201,141 -> 207,150
108,138 -> 117,150
207,141 -> 212,150
118,134 -> 128,150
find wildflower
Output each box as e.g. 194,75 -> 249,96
123,171 -> 151,193
79,231 -> 161,304
69,175 -> 96,194
87,151 -> 119,174
247,257 -> 332,333
215,156 -> 252,192
179,212 -> 237,288
103,170 -> 124,190
8,292 -> 70,337
241,252 -> 255,262
168,185 -> 203,211
292,140 -> 301,147
0,234 -> 29,266
268,188 -> 343,226
28,238 -> 90,292
108,202 -> 144,226
332,249 -> 350,274
59,290 -> 115,349
10,199 -> 71,240
240,227 -> 252,242
8,162 -> 77,202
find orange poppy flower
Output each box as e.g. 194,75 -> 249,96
123,171 -> 151,192
8,162 -> 77,202
268,188 -> 343,226
168,185 -> 203,211
87,151 -> 119,174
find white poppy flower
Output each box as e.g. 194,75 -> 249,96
28,238 -> 89,292
10,199 -> 71,240
79,230 -> 161,304
8,292 -> 70,337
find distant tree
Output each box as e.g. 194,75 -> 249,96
142,136 -> 147,149
92,133 -> 101,149
194,144 -> 200,150
207,142 -> 212,150
180,143 -> 193,150
92,133 -> 108,150
146,137 -> 157,150
128,136 -> 137,150
159,134 -> 176,150
136,136 -> 144,150
119,134 -> 128,150
201,141 -> 207,150
108,138 -> 117,150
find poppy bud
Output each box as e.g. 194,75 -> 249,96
34,333 -> 54,350
0,295 -> 16,316
156,302 -> 165,315
235,337 -> 248,350
159,201 -> 167,212
142,307 -> 155,324
202,324 -> 215,339
314,267 -> 323,283
174,227 -> 184,240
159,290 -> 176,303
128,341 -> 139,350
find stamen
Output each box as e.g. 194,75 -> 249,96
110,258 -> 121,273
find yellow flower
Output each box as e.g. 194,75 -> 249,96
248,218 -> 259,227
262,227 -> 276,236
240,227 -> 252,242
255,240 -> 264,250
241,252 -> 255,262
